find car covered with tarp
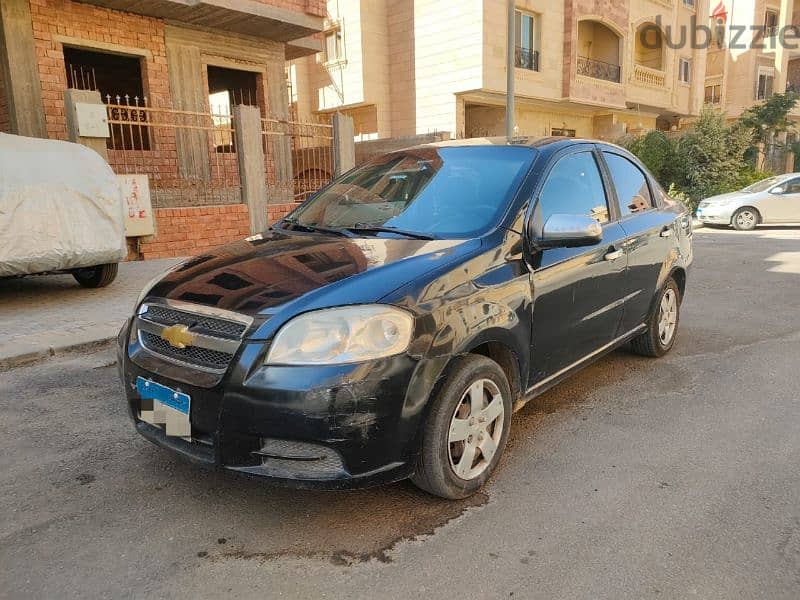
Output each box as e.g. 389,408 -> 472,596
0,133 -> 125,287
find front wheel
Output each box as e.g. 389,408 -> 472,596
72,263 -> 118,288
411,355 -> 512,499
732,207 -> 759,231
630,278 -> 681,358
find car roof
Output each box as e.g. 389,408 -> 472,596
407,135 -> 627,155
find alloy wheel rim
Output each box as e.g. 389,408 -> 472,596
448,378 -> 504,480
657,288 -> 678,346
736,211 -> 756,228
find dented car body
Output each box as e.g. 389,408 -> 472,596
118,137 -> 693,497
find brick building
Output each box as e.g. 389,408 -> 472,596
0,0 -> 328,258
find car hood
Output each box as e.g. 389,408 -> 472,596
146,229 -> 477,316
702,191 -> 751,204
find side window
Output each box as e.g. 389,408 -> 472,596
537,152 -> 610,224
603,153 -> 654,217
783,178 -> 800,194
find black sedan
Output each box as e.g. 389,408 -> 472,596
118,137 -> 693,499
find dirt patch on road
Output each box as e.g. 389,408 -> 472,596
203,484 -> 488,566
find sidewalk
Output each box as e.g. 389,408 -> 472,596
0,258 -> 183,370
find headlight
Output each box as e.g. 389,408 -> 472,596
265,305 -> 414,366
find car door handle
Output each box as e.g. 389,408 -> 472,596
660,228 -> 673,238
604,249 -> 624,261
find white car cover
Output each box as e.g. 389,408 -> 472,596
0,133 -> 126,276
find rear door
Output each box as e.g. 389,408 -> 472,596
527,148 -> 629,382
600,150 -> 676,334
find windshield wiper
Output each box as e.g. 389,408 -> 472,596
347,224 -> 436,240
278,218 -> 355,238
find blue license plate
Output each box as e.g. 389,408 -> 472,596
136,377 -> 190,415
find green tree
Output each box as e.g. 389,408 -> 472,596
738,91 -> 800,144
676,108 -> 751,204
621,130 -> 679,185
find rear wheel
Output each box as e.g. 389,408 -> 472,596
411,355 -> 512,499
72,263 -> 118,288
630,278 -> 681,358
732,207 -> 759,231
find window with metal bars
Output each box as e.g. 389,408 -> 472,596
62,46 -> 150,150
207,66 -> 261,153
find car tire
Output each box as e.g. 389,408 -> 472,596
731,207 -> 760,231
72,263 -> 119,288
630,278 -> 681,358
411,354 -> 512,500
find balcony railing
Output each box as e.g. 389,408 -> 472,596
577,56 -> 621,83
515,46 -> 540,72
633,63 -> 666,87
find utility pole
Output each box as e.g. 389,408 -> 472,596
506,0 -> 515,138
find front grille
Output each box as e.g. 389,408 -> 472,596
143,305 -> 247,339
135,301 -> 253,373
140,331 -> 232,370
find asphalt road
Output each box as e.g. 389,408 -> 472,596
2,227 -> 799,600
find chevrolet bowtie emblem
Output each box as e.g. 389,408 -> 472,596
160,324 -> 195,349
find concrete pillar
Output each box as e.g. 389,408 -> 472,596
265,61 -> 293,204
63,89 -> 109,161
332,112 -> 355,176
0,0 -> 47,138
233,105 -> 268,234
165,42 -> 210,180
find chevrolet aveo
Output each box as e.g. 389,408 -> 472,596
118,137 -> 693,499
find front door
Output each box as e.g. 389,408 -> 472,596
528,149 -> 629,383
765,177 -> 800,223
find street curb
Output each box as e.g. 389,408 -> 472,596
0,336 -> 115,372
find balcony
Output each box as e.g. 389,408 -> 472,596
633,64 -> 665,87
515,47 -> 540,72
576,20 -> 622,84
577,56 -> 621,83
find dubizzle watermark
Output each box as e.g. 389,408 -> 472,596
641,16 -> 800,51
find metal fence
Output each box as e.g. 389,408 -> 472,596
262,114 -> 334,202
106,95 -> 241,208
577,56 -> 621,83
105,95 -> 335,208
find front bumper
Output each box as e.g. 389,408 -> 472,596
696,205 -> 734,225
117,321 -> 446,489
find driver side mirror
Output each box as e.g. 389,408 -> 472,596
770,186 -> 786,195
535,214 -> 603,249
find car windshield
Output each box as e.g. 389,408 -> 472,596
283,146 -> 535,239
742,175 -> 785,194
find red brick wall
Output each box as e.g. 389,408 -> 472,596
267,201 -> 301,224
28,0 -> 171,141
138,202 -> 301,259
25,0 -> 312,261
139,204 -> 250,259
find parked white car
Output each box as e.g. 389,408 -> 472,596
697,174 -> 800,230
0,133 -> 126,287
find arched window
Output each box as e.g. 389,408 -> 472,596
577,20 -> 622,83
635,23 -> 664,71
